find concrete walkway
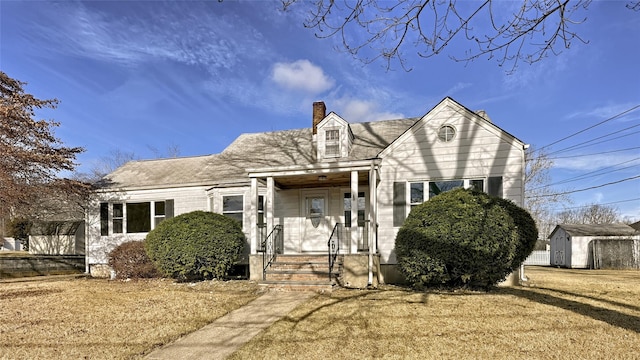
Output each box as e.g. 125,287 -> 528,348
145,290 -> 315,360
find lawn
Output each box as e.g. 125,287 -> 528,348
1,268 -> 638,360
229,267 -> 640,360
0,276 -> 261,359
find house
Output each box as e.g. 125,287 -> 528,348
86,97 -> 528,285
549,224 -> 640,269
28,220 -> 85,255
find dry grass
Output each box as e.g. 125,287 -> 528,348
229,267 -> 640,360
0,251 -> 31,257
0,276 -> 261,359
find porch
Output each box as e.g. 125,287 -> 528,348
246,160 -> 381,288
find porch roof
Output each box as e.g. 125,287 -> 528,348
248,159 -> 380,189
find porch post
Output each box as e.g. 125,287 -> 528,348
350,170 -> 358,254
368,162 -> 377,285
266,177 -> 275,233
249,177 -> 258,254
369,163 -> 378,255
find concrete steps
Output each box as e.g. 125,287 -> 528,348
260,254 -> 342,291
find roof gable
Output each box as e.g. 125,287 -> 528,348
377,97 -> 526,158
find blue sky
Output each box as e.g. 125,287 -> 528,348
1,0 -> 638,221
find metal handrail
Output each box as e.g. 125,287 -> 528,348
327,223 -> 341,281
261,224 -> 283,280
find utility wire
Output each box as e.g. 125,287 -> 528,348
548,146 -> 640,160
528,175 -> 640,199
547,126 -> 640,156
535,104 -> 640,153
529,157 -> 640,190
548,197 -> 640,211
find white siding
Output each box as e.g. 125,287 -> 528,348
376,101 -> 525,264
87,186 -> 210,265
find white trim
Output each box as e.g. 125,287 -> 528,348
248,159 -> 380,177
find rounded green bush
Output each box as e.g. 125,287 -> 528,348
108,241 -> 160,279
395,188 -> 537,289
145,211 -> 245,281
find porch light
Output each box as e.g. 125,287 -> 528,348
318,175 -> 327,181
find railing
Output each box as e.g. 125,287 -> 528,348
328,223 -> 342,281
357,220 -> 370,252
260,224 -> 283,280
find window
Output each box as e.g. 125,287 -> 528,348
100,200 -> 173,235
223,195 -> 244,226
438,125 -> 456,142
470,179 -> 484,192
429,180 -> 464,198
412,179 -> 484,201
127,202 -> 151,233
307,196 -> 325,228
325,129 -> 340,157
100,203 -> 108,236
113,203 -> 124,233
258,195 -> 265,226
344,192 -> 365,228
410,182 -> 424,209
154,201 -> 165,227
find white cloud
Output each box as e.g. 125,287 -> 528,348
564,103 -> 640,122
270,60 -> 335,94
29,2 -> 272,75
337,98 -> 405,123
444,82 -> 472,96
554,154 -> 640,171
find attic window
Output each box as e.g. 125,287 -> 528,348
438,125 -> 456,142
325,129 -> 340,157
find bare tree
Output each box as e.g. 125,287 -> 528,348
524,146 -> 570,239
0,71 -> 84,221
282,0 -> 633,72
147,143 -> 181,159
556,203 -> 621,224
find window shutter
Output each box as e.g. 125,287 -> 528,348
165,200 -> 174,219
393,182 -> 406,227
488,177 -> 503,198
99,203 -> 108,236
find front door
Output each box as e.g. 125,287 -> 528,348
300,190 -> 331,252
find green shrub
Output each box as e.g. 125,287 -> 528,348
395,188 -> 537,290
144,211 -> 245,281
108,241 -> 160,279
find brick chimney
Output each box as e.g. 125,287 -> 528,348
312,101 -> 326,135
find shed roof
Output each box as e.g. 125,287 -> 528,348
550,224 -> 638,238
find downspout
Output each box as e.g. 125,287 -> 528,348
520,143 -> 530,284
84,211 -> 90,274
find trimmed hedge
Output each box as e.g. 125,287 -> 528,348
108,241 -> 160,279
395,188 -> 537,289
144,211 -> 245,281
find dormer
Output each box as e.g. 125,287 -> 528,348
315,110 -> 353,161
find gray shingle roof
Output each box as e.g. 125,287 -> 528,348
555,224 -> 638,237
100,118 -> 418,190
